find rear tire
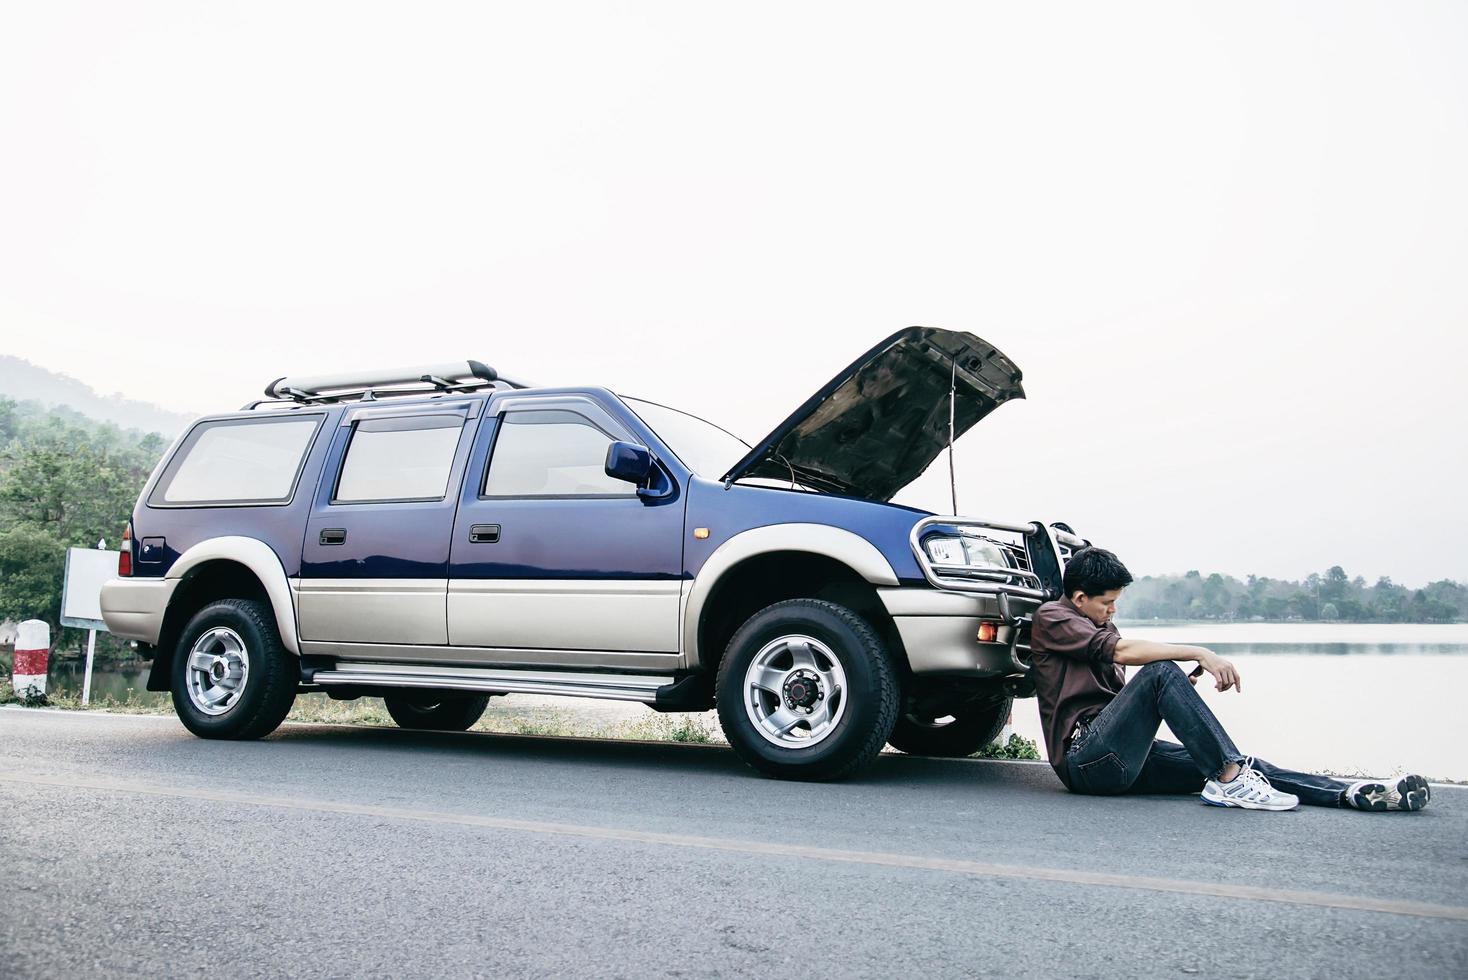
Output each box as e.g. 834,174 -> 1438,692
384,692 -> 490,731
716,599 -> 898,782
887,693 -> 1012,757
171,598 -> 297,740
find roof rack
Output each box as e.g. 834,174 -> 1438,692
243,360 -> 532,409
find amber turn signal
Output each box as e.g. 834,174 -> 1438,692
693,527 -> 710,539
976,621 -> 998,643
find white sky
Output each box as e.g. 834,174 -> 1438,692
2,2 -> 1465,585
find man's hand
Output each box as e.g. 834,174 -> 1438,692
1197,652 -> 1241,693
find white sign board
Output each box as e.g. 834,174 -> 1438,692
61,548 -> 118,631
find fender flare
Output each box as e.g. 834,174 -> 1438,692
682,523 -> 899,669
167,536 -> 301,656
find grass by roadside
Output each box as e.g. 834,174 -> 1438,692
1,678 -> 165,715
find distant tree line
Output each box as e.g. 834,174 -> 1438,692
1120,566 -> 1464,623
0,398 -> 166,660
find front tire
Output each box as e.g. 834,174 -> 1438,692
716,599 -> 898,781
384,692 -> 490,731
171,598 -> 297,740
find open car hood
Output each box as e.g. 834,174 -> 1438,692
721,327 -> 1025,502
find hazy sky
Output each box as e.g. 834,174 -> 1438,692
2,2 -> 1465,584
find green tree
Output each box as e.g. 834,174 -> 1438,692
1163,581 -> 1190,617
0,399 -> 17,443
1320,565 -> 1349,602
1290,592 -> 1319,620
0,432 -> 147,545
1201,572 -> 1231,618
0,398 -> 166,652
0,524 -> 66,626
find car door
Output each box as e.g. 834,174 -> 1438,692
447,394 -> 684,667
297,401 -> 478,648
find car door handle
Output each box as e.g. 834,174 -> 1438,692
319,528 -> 347,545
469,524 -> 500,544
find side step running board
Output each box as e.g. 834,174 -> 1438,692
309,661 -> 674,703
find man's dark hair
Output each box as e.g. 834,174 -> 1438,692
1061,547 -> 1133,599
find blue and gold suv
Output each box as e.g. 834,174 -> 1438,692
101,327 -> 1086,780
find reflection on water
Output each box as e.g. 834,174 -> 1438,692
1176,643 -> 1464,656
40,661 -> 169,707
1117,622 -> 1468,647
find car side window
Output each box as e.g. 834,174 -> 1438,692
334,415 -> 464,503
151,415 -> 323,506
483,410 -> 631,497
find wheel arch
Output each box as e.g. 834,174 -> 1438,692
151,538 -> 301,692
684,524 -> 905,676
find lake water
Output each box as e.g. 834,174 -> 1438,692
23,623 -> 1468,781
39,661 -> 157,704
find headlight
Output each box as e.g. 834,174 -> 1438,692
924,535 -> 967,565
922,534 -> 1011,570
961,537 -> 1010,569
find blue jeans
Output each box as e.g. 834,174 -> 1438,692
1065,661 -> 1348,807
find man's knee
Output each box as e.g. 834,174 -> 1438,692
1137,660 -> 1185,683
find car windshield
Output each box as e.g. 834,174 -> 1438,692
622,397 -> 753,478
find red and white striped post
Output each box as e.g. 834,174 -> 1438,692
12,620 -> 50,700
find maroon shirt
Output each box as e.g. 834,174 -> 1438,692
1030,599 -> 1127,786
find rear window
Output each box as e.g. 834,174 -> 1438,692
151,415 -> 323,506
333,415 -> 464,503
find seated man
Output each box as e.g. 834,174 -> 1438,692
1031,547 -> 1430,812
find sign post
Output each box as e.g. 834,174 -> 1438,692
61,541 -> 117,707
83,625 -> 98,705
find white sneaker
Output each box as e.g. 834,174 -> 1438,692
1345,775 -> 1431,812
1201,759 -> 1299,811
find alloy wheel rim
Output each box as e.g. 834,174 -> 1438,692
743,634 -> 848,748
185,627 -> 250,716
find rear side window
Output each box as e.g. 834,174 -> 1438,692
334,415 -> 464,503
151,416 -> 322,506
483,410 -> 630,497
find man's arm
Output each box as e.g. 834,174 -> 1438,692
1113,638 -> 1241,692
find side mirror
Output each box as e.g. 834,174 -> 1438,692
605,441 -> 654,485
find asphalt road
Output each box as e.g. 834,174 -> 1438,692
1,708 -> 1464,979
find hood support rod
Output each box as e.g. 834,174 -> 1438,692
948,354 -> 959,515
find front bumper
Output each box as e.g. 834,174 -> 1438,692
99,577 -> 177,644
878,587 -> 1038,676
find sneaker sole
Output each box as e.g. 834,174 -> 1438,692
1350,775 -> 1431,812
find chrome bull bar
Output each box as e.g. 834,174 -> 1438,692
996,592 -> 1034,674
908,516 -> 1088,599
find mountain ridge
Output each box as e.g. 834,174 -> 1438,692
0,356 -> 193,437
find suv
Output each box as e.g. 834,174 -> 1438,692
101,327 -> 1087,781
